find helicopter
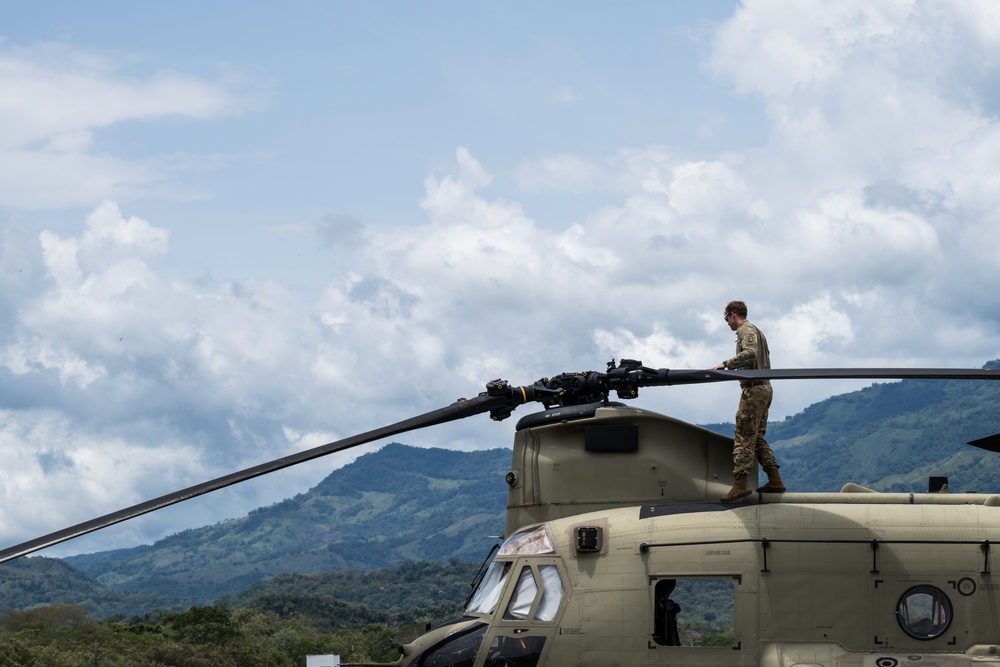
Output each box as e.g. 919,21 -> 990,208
2,359 -> 1000,667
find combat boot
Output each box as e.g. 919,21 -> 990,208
721,473 -> 751,503
756,466 -> 786,493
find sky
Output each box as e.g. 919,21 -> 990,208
2,0 -> 999,558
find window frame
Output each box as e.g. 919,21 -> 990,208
648,574 -> 741,649
895,584 -> 954,641
493,557 -> 567,627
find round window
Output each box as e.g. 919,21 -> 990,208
896,585 -> 952,640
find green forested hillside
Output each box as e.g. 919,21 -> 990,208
62,444 -> 510,602
0,556 -> 194,620
221,559 -> 482,631
699,361 -> 1000,493
772,362 -> 1000,492
0,556 -> 484,630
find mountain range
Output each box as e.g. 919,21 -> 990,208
2,361 -> 998,620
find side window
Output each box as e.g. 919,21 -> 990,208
651,578 -> 736,647
502,564 -> 565,622
503,567 -> 536,620
896,585 -> 953,640
535,564 -> 564,621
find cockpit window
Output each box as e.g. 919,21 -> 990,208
503,567 -> 536,620
466,561 -> 512,615
415,622 -> 487,667
535,565 -> 564,621
483,634 -> 546,667
499,526 -> 554,556
466,527 -> 558,616
896,585 -> 952,640
503,564 -> 565,622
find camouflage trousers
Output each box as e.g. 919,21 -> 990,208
732,383 -> 778,476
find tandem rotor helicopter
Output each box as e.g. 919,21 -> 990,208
3,360 -> 1000,667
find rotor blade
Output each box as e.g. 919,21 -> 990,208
0,392 -> 509,565
968,433 -> 1000,453
650,367 -> 1000,386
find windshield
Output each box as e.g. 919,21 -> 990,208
465,560 -> 511,614
413,622 -> 487,667
465,526 -> 557,616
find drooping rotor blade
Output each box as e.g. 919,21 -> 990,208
968,433 -> 1000,453
0,389 -> 521,564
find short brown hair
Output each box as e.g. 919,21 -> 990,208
725,300 -> 747,318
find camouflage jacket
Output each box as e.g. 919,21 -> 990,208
724,320 -> 771,371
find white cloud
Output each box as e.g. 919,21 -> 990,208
593,325 -> 718,371
665,159 -> 753,217
769,293 -> 854,365
1,336 -> 106,388
708,0 -> 995,203
706,1 -> 976,101
0,41 -> 255,208
0,407 -> 207,540
0,43 -> 241,148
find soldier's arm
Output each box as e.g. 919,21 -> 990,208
724,328 -> 758,369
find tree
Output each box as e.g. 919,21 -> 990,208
0,604 -> 94,631
162,605 -> 238,645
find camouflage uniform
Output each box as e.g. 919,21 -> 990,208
723,321 -> 779,476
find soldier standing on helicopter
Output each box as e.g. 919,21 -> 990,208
709,300 -> 786,502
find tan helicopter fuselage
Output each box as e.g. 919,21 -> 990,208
398,404 -> 1000,667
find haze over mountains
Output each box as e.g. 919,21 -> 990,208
2,362 -> 998,619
